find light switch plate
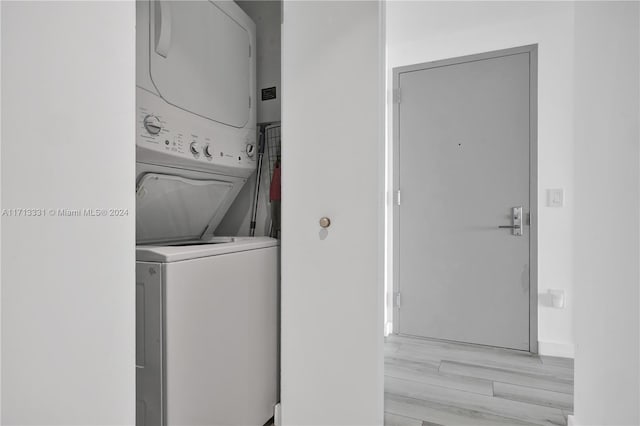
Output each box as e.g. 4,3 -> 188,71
547,188 -> 564,207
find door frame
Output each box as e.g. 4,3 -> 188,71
392,44 -> 538,353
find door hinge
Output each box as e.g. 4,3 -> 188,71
394,292 -> 401,307
249,44 -> 252,58
396,190 -> 401,206
393,88 -> 401,104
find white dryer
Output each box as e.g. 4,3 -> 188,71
135,2 -> 277,425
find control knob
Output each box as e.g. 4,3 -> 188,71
203,144 -> 213,158
246,143 -> 255,158
143,115 -> 162,135
190,142 -> 200,155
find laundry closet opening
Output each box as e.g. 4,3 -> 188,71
134,1 -> 282,425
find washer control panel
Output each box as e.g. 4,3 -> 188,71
137,89 -> 256,173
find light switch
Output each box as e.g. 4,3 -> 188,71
549,289 -> 565,308
547,188 -> 564,207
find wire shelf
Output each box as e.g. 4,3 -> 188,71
264,123 -> 281,239
265,123 -> 281,180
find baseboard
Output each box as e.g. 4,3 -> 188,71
384,321 -> 393,336
567,414 -> 577,425
538,340 -> 575,358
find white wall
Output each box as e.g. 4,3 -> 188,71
281,1 -> 384,424
572,2 -> 640,425
1,2 -> 135,424
387,1 -> 576,357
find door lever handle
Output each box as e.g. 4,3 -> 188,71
499,206 -> 523,236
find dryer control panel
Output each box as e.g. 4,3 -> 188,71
137,88 -> 256,177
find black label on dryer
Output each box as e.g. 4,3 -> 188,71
261,87 -> 277,101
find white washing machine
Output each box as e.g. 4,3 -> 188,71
136,238 -> 278,426
135,2 -> 278,425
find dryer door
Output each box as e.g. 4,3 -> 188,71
149,1 -> 253,128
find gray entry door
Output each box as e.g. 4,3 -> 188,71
394,46 -> 537,352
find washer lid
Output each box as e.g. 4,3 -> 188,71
136,237 -> 279,263
136,173 -> 235,244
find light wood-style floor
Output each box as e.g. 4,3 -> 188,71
384,335 -> 574,426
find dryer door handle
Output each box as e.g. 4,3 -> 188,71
154,0 -> 171,58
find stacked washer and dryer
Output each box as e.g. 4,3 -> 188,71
135,2 -> 278,425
